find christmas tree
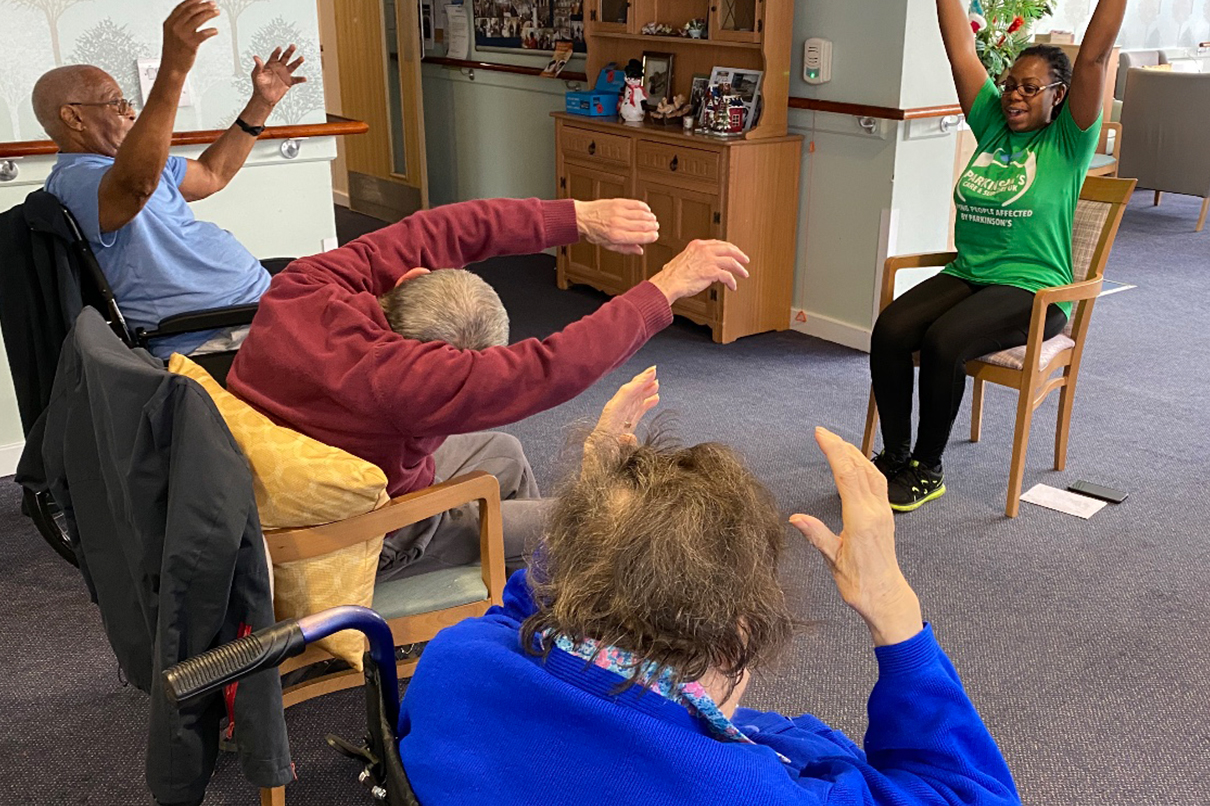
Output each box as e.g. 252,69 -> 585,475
968,0 -> 1055,79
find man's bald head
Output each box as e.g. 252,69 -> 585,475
32,65 -> 120,146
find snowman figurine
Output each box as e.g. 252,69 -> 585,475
618,59 -> 647,124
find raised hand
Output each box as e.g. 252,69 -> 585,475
161,0 -> 220,77
574,198 -> 660,255
595,366 -> 659,440
648,239 -> 750,304
252,44 -> 307,107
790,427 -> 923,647
584,366 -> 660,464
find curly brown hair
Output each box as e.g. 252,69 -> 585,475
521,433 -> 793,693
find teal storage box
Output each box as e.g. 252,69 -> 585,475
566,63 -> 625,116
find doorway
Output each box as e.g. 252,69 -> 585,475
318,0 -> 429,220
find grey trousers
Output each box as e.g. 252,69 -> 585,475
377,432 -> 550,581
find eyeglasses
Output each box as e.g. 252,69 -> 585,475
67,98 -> 134,115
996,80 -> 1064,98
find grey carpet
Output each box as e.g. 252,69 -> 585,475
2,190 -> 1208,804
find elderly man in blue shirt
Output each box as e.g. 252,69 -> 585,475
31,0 -> 306,358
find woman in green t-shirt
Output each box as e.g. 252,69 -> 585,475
868,0 -> 1127,512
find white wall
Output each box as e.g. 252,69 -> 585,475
423,64 -> 577,205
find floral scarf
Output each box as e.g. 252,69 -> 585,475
548,632 -> 790,763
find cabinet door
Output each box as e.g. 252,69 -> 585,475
637,179 -> 722,323
562,162 -> 633,293
589,0 -> 631,33
710,0 -> 763,42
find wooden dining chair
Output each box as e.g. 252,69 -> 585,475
1087,121 -> 1123,177
862,175 -> 1137,517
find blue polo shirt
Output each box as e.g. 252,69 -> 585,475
46,153 -> 270,357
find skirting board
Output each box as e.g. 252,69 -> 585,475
0,441 -> 24,478
790,309 -> 871,353
333,189 -> 351,208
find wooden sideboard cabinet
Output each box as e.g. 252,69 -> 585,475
554,113 -> 802,343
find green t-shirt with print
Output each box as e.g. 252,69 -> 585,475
943,78 -> 1102,318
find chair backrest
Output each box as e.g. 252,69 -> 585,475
1115,49 -> 1164,100
1065,176 -> 1137,338
1118,70 -> 1210,197
25,190 -> 136,346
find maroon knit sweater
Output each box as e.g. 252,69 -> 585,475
227,198 -> 673,497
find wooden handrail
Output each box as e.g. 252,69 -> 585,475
789,97 -> 964,121
420,59 -> 963,122
0,114 -> 369,159
424,56 -> 589,83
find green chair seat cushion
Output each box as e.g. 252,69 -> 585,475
1089,154 -> 1116,171
372,564 -> 489,621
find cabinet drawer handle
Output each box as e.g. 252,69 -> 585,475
588,141 -> 596,155
669,155 -> 678,171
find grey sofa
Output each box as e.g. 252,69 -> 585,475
1117,68 -> 1210,232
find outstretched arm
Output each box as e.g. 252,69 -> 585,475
787,429 -> 1018,804
937,0 -> 990,117
98,0 -> 216,232
295,198 -> 662,295
180,46 -> 306,201
1066,0 -> 1127,130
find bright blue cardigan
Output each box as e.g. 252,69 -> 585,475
397,571 -> 1020,805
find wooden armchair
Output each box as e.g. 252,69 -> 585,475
1087,121 -> 1123,177
257,470 -> 507,805
862,176 -> 1137,517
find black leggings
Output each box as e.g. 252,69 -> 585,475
869,273 -> 1067,468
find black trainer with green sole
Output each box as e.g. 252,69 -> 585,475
871,450 -> 911,480
887,460 -> 945,512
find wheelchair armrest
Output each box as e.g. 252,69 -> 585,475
137,304 -> 260,344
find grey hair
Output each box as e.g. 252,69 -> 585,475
378,269 -> 509,350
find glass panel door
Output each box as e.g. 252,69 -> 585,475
710,0 -> 761,43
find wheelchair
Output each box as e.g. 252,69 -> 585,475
2,189 -> 285,567
164,606 -> 422,805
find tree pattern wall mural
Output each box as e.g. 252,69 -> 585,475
0,0 -> 324,143
230,16 -> 324,124
68,19 -> 149,105
216,0 -> 268,75
10,0 -> 89,65
0,3 -> 55,139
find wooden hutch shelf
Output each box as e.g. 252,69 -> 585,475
591,32 -> 764,50
552,0 -> 802,343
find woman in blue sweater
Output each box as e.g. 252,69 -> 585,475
398,370 -> 1020,805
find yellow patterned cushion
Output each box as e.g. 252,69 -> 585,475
168,354 -> 389,669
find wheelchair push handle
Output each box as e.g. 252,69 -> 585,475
164,620 -> 306,705
163,605 -> 399,707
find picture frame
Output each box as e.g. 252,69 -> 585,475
689,74 -> 710,116
473,0 -> 586,54
708,65 -> 763,131
642,52 -> 674,106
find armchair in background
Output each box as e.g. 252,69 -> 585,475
1118,69 -> 1210,231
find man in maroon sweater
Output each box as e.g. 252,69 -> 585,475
227,196 -> 749,579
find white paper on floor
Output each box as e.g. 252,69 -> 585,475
1020,484 -> 1108,518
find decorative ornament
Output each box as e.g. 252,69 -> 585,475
968,0 -> 987,32
618,59 -> 648,123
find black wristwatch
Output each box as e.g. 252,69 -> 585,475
235,117 -> 266,137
